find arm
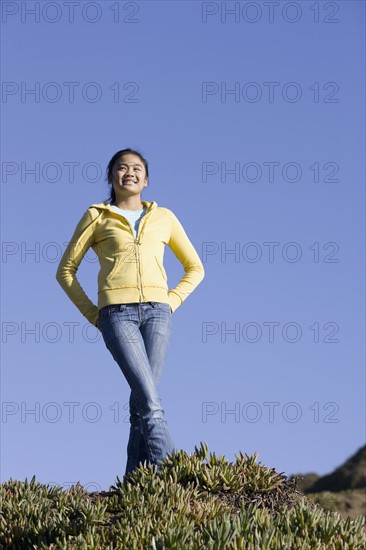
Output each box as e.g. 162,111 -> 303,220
167,210 -> 205,313
55,208 -> 100,327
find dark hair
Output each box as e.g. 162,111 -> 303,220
104,148 -> 149,204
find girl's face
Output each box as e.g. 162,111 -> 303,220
110,153 -> 148,199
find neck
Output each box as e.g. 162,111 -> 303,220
112,196 -> 145,210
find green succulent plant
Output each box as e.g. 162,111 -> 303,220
1,442 -> 365,549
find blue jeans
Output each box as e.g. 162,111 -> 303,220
98,301 -> 175,478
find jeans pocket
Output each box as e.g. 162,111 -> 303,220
100,304 -> 128,322
151,302 -> 171,314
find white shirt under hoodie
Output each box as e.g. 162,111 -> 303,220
110,204 -> 147,239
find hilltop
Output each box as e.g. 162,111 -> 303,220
289,444 -> 366,521
1,443 -> 365,548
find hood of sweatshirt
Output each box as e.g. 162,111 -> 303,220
89,200 -> 158,215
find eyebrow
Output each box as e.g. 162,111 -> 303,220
117,162 -> 142,167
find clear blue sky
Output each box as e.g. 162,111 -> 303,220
1,0 -> 365,493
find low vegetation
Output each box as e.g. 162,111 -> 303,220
1,442 -> 365,549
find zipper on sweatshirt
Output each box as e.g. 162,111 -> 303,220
109,208 -> 153,304
135,236 -> 144,302
134,212 -> 152,303
124,218 -> 145,302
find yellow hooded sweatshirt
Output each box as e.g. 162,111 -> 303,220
55,200 -> 205,327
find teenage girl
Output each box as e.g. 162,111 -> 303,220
56,148 -> 205,479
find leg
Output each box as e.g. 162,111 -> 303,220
140,302 -> 173,386
125,301 -> 174,474
125,390 -> 149,475
99,303 -> 175,477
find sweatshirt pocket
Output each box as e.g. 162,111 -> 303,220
139,253 -> 167,288
103,249 -> 138,288
154,255 -> 168,281
105,255 -> 122,282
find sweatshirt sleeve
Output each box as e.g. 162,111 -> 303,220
55,208 -> 99,327
167,210 -> 205,313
